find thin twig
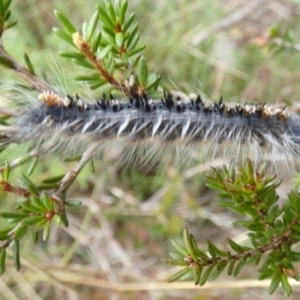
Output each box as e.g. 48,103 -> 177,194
54,142 -> 98,196
0,149 -> 40,172
0,44 -> 57,93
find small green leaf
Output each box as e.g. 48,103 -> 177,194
209,261 -> 227,281
13,225 -> 27,240
101,29 -> 116,46
53,27 -> 75,47
28,184 -> 38,195
35,219 -> 47,229
32,230 -> 39,243
0,248 -> 6,274
190,235 -> 209,259
169,252 -> 183,260
41,193 -> 53,211
0,212 -> 28,219
226,239 -> 245,254
227,260 -> 235,276
207,240 -> 227,257
167,267 -> 191,283
54,10 -> 76,34
125,23 -> 138,48
183,228 -> 198,261
145,73 -> 160,90
207,243 -> 216,259
115,32 -> 124,48
233,256 -> 247,277
3,162 -> 10,181
42,221 -> 51,241
22,215 -> 45,226
129,32 -> 140,50
122,12 -> 135,32
75,74 -> 101,82
0,226 -> 15,235
42,175 -> 65,184
31,196 -> 47,211
137,56 -> 147,85
21,203 -> 44,214
269,271 -> 281,294
199,264 -> 215,286
119,0 -> 128,24
97,6 -> 114,28
65,200 -> 82,207
37,183 -> 59,190
86,11 -> 99,43
27,157 -> 38,175
193,264 -> 203,285
281,273 -> 292,297
106,1 -> 117,23
4,10 -> 11,22
24,53 -> 35,75
4,0 -> 12,11
91,32 -> 102,53
162,258 -> 187,267
89,81 -> 107,90
52,215 -> 62,226
127,44 -> 145,57
12,239 -> 20,271
21,173 -> 36,189
60,211 -> 69,228
99,44 -> 113,60
58,51 -> 85,59
170,239 -> 188,257
3,20 -> 17,31
81,21 -> 87,40
72,58 -> 94,69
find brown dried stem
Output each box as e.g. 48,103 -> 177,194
72,32 -> 131,96
0,180 -> 30,198
54,142 -> 98,197
0,44 -> 56,93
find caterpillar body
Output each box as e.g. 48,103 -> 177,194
2,90 -> 300,173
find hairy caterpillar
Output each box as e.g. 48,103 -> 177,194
1,90 -> 300,173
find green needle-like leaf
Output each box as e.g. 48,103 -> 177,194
199,264 -> 215,286
13,225 -> 27,240
42,221 -> 51,241
269,271 -> 281,294
106,1 -> 117,23
167,267 -> 191,283
119,0 -> 128,24
3,162 -> 10,181
86,11 -> 99,44
12,240 -> 21,271
53,27 -> 75,47
137,56 -> 147,85
22,216 -> 45,226
0,248 -> 6,274
24,53 -> 35,75
115,32 -> 124,48
97,6 -> 114,28
54,10 -> 76,34
170,239 -> 188,257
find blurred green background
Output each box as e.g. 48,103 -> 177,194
1,0 -> 300,299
